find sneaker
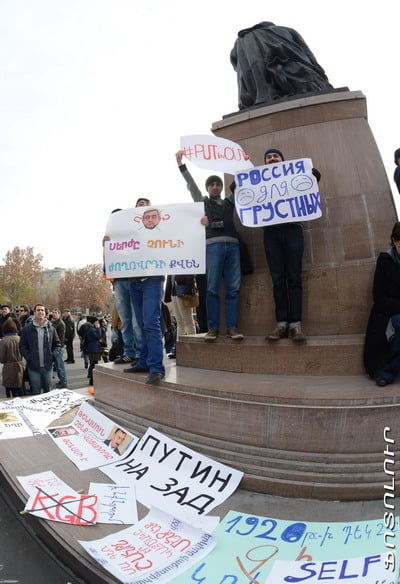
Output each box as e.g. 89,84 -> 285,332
124,364 -> 149,373
267,325 -> 288,341
114,355 -> 136,365
376,377 -> 390,387
145,372 -> 165,385
226,328 -> 244,340
290,325 -> 306,342
204,329 -> 219,341
55,382 -> 67,389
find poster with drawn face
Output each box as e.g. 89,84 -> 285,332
103,202 -> 206,279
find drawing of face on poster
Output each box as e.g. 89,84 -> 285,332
132,207 -> 171,231
142,208 -> 161,230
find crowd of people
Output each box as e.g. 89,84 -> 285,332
0,303 -> 113,396
1,147 -> 400,393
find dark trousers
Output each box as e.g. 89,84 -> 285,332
379,315 -> 400,382
195,274 -> 208,333
263,223 -> 304,324
65,338 -> 74,362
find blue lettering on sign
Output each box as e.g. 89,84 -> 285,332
169,259 -> 201,269
238,193 -> 321,225
236,161 -> 306,187
283,555 -> 382,582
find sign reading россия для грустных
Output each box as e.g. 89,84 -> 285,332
234,158 -> 322,228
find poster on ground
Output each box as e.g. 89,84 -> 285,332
172,510 -> 400,583
46,401 -> 138,470
100,427 -> 243,525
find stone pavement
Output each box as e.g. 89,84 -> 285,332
0,337 -> 393,583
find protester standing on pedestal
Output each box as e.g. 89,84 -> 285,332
175,150 -> 243,342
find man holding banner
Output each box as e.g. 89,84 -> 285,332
262,147 -> 321,342
176,150 -> 244,342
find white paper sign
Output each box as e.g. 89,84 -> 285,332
79,507 -> 216,584
104,203 -> 205,279
180,134 -> 253,172
100,427 -> 243,524
17,470 -> 71,495
24,484 -> 97,525
0,389 -> 88,438
234,158 -> 322,227
88,482 -> 138,525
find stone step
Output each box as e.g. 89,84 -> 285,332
175,333 -> 365,375
92,361 -> 400,500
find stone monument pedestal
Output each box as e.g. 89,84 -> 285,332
93,91 -> 399,501
211,90 -> 397,342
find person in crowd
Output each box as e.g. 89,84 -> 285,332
263,147 -> 321,342
62,308 -> 76,363
0,319 -> 25,398
164,275 -> 197,351
393,148 -> 400,194
51,308 -> 68,389
104,427 -> 127,455
17,305 -> 31,327
161,301 -> 176,358
108,303 -> 124,362
103,198 -> 150,365
0,304 -> 21,338
77,314 -> 90,368
175,150 -> 244,342
20,303 -> 61,394
81,316 -> 103,386
194,273 -> 208,333
364,221 -> 400,386
99,317 -> 109,362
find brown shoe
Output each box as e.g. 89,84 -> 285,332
204,329 -> 219,341
226,328 -> 244,340
290,325 -> 306,342
267,325 -> 288,341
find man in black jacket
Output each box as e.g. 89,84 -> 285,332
176,150 -> 244,342
62,308 -> 75,363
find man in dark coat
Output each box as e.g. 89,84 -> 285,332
20,303 -> 61,394
62,308 -> 75,363
363,222 -> 400,385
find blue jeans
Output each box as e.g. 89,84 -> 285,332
130,277 -> 165,374
206,242 -> 241,330
113,279 -> 142,359
379,314 -> 400,383
53,347 -> 67,386
28,367 -> 53,394
263,223 -> 304,324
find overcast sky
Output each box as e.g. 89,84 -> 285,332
1,0 -> 398,269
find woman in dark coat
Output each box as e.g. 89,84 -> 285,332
83,317 -> 103,386
0,319 -> 24,397
363,222 -> 400,386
